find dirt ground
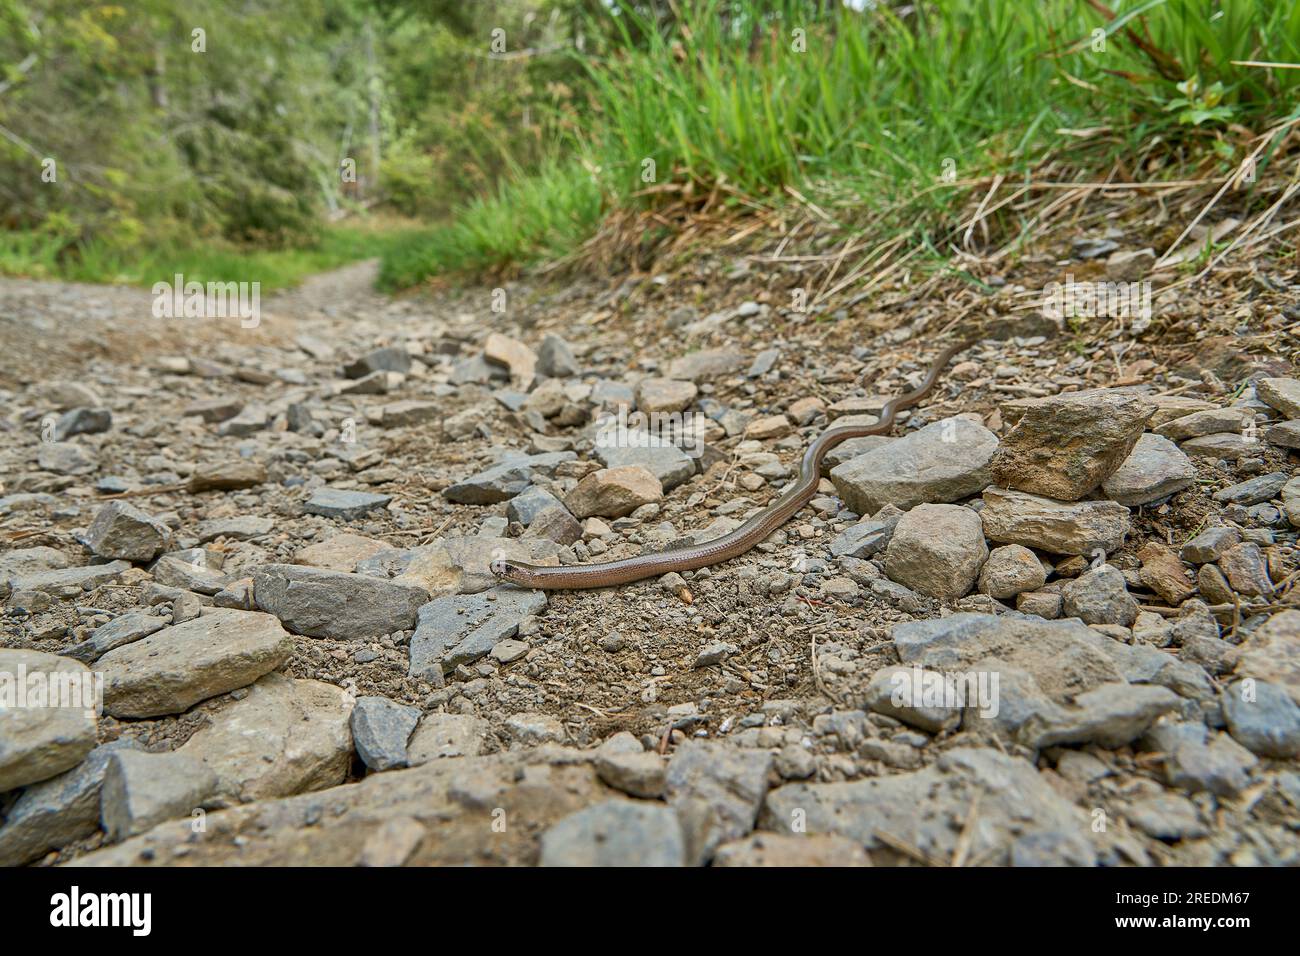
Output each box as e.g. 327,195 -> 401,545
3,195 -> 1300,864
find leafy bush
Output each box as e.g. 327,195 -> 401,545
382,0 -> 1300,286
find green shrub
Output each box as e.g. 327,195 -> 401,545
382,0 -> 1300,286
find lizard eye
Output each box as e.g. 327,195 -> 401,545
490,558 -> 510,576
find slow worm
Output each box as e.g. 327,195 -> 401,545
491,339 -> 970,590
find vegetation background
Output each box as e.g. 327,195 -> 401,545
2,1 -> 1296,291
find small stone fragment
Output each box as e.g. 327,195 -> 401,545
635,378 -> 697,415
1218,542 -> 1273,597
884,504 -> 988,601
978,544 -> 1046,600
351,696 -> 421,772
1137,542 -> 1195,605
564,466 -> 662,519
1061,565 -> 1137,627
539,800 -> 685,867
1180,527 -> 1241,564
85,501 -> 172,562
303,487 -> 393,521
990,389 -> 1153,500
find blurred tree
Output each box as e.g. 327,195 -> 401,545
0,0 -> 612,250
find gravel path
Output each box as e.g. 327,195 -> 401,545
2,248 -> 1298,867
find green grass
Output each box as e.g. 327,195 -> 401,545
377,158 -> 605,289
0,220 -> 428,292
381,0 -> 1300,287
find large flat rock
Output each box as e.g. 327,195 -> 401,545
70,749 -> 622,866
980,487 -> 1130,555
252,563 -> 428,639
408,587 -> 547,679
5,561 -> 131,598
761,747 -> 1107,865
830,417 -> 996,514
0,650 -> 99,793
0,740 -> 133,865
178,674 -> 354,802
990,389 -> 1153,500
98,609 -> 293,718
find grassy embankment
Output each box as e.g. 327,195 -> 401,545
377,0 -> 1300,290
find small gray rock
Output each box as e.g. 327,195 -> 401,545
1221,680 -> 1300,758
539,800 -> 686,866
195,515 -> 274,543
506,486 -> 566,526
1218,542 -> 1272,597
1145,722 -> 1257,797
85,501 -> 171,562
537,334 -> 580,378
444,452 -> 577,504
830,417 -> 997,514
1022,682 -> 1179,749
351,696 -> 421,771
37,442 -> 97,476
694,641 -> 737,668
343,346 -> 411,379
829,510 -> 901,559
303,487 -> 393,521
67,611 -> 166,664
54,407 -> 111,440
978,544 -> 1047,600
593,736 -> 666,799
504,712 -> 564,746
1180,433 -> 1259,460
1062,565 -> 1137,627
1101,434 -> 1195,506
862,665 -> 962,734
1125,794 -> 1208,842
408,587 -> 547,678
1180,526 -> 1241,564
253,564 -> 428,640
1214,471 -> 1289,506
100,750 -> 219,842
